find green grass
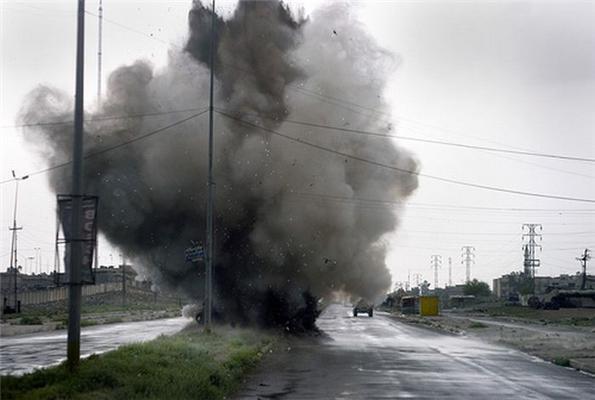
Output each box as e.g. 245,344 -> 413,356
468,321 -> 488,329
1,326 -> 272,400
2,292 -> 181,323
552,357 -> 571,367
17,316 -> 43,325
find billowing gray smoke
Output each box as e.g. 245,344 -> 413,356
19,1 -> 418,330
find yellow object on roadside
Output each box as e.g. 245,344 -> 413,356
419,296 -> 440,316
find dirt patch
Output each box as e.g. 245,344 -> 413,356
391,311 -> 595,375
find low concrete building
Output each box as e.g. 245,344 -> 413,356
494,271 -> 595,300
93,265 -> 137,285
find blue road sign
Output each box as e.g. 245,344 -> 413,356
185,246 -> 204,262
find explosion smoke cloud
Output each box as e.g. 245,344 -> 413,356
19,0 -> 418,331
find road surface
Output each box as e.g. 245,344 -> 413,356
235,304 -> 594,399
0,317 -> 189,375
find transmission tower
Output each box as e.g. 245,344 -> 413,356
461,246 -> 475,283
522,224 -> 542,278
413,273 -> 422,288
430,255 -> 442,289
448,257 -> 452,287
576,248 -> 591,290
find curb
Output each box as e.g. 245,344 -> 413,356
569,358 -> 595,375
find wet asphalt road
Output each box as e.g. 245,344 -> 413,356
0,317 -> 189,375
235,304 -> 594,400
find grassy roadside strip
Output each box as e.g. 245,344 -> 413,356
1,326 -> 274,400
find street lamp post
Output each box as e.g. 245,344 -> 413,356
8,170 -> 28,312
34,247 -> 41,274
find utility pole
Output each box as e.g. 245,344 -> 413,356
576,249 -> 591,290
448,257 -> 452,287
9,170 -> 28,312
413,273 -> 421,290
97,0 -> 103,105
34,248 -> 41,274
27,257 -> 35,274
66,0 -> 86,371
204,0 -> 216,331
461,246 -> 475,283
522,224 -> 542,278
430,255 -> 442,290
121,254 -> 126,307
407,270 -> 411,292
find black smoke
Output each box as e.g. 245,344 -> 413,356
18,1 -> 419,331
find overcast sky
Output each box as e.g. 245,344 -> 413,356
1,0 -> 594,289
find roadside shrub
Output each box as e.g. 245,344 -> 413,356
18,316 -> 43,325
553,357 -> 571,367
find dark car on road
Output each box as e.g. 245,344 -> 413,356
353,299 -> 373,317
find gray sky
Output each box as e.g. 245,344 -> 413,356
1,0 -> 594,289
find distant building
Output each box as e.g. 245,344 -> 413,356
493,271 -> 595,299
534,273 -> 595,293
442,284 -> 465,297
94,264 -> 137,285
1,268 -> 59,294
1,264 -> 147,296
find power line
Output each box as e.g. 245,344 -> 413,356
216,108 -> 595,163
72,10 -> 595,168
216,111 -> 595,203
0,110 -> 208,185
58,7 -> 595,169
281,198 -> 594,229
287,84 -> 595,172
2,106 -> 206,129
9,7 -> 595,198
9,102 -> 595,176
84,10 -> 172,46
291,191 -> 595,213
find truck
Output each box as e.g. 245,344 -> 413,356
353,299 -> 374,317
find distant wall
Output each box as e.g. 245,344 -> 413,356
5,281 -> 153,306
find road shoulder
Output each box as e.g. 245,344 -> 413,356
388,312 -> 595,375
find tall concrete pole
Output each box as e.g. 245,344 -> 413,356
67,0 -> 86,371
576,249 -> 591,290
97,0 -> 103,106
448,257 -> 452,287
94,0 -> 100,274
9,172 -> 27,311
121,254 -> 126,307
204,0 -> 216,330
